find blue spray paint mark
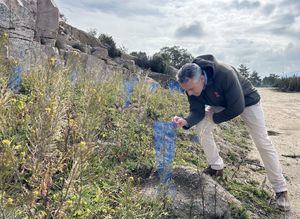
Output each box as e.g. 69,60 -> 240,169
70,69 -> 78,87
123,76 -> 138,108
153,121 -> 177,191
149,82 -> 160,93
167,79 -> 184,93
8,65 -> 22,92
191,135 -> 201,143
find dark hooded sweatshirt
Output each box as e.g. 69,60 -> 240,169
183,54 -> 260,129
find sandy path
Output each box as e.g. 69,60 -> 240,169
249,88 -> 300,218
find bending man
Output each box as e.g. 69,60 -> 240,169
172,54 -> 290,211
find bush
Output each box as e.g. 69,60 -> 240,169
262,74 -> 279,87
149,54 -> 169,74
0,49 -> 187,217
98,34 -> 121,58
274,76 -> 300,92
159,46 -> 193,69
130,51 -> 150,69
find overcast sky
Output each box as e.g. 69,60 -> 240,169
55,0 -> 300,76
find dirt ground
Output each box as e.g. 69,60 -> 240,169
248,88 -> 300,218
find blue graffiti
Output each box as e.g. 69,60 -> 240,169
70,69 -> 78,87
153,121 -> 177,186
191,134 -> 200,143
8,65 -> 22,92
123,76 -> 138,108
167,79 -> 184,93
149,82 -> 160,93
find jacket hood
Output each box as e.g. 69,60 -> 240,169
192,54 -> 217,84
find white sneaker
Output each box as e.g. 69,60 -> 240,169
276,191 -> 291,211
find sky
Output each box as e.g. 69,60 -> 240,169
55,0 -> 300,77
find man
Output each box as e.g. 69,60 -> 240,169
172,54 -> 290,211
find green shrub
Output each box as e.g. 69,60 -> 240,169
149,54 -> 169,74
98,34 -> 121,58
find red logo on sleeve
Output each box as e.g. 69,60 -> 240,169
214,91 -> 220,97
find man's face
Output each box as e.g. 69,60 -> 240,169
180,75 -> 205,96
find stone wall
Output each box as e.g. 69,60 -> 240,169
0,0 -> 138,81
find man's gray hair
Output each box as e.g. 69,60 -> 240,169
176,63 -> 203,84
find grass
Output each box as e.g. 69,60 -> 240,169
0,31 -> 280,218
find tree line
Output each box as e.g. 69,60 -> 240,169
90,31 -> 299,92
238,64 -> 300,92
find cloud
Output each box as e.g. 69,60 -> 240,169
250,13 -> 300,39
279,0 -> 300,10
229,0 -> 261,10
55,0 -> 300,76
260,3 -> 275,16
56,0 -> 164,17
174,21 -> 205,38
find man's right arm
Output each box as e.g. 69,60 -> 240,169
183,95 -> 205,129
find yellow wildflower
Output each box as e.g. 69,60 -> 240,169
69,119 -> 75,127
39,211 -> 47,217
33,190 -> 39,197
14,144 -> 22,150
129,176 -> 134,182
3,32 -> 9,39
11,58 -> 18,66
49,57 -> 56,66
66,199 -> 73,206
7,198 -> 13,205
17,100 -> 25,110
2,139 -> 11,145
79,141 -> 86,149
45,107 -> 51,114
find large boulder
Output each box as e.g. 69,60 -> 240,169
62,50 -> 123,82
141,166 -> 257,219
114,57 -> 137,73
144,76 -> 161,92
91,46 -> 108,60
168,65 -> 178,78
36,0 -> 59,42
59,22 -> 102,48
148,71 -> 174,87
121,52 -> 135,62
0,0 -> 36,41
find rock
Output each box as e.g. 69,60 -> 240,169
41,38 -> 56,47
168,65 -> 178,78
63,50 -> 123,82
36,0 -> 59,41
2,0 -> 138,90
91,46 -> 108,60
120,52 -> 135,61
141,165 -> 256,218
144,76 -> 161,92
114,57 -> 137,73
59,22 -> 102,48
0,0 -> 36,41
0,1 -> 10,29
70,42 -> 89,53
148,71 -> 174,87
55,36 -> 66,50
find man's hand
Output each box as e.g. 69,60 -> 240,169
172,116 -> 187,128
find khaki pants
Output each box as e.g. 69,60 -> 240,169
196,102 -> 287,193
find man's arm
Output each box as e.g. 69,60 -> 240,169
212,70 -> 245,124
183,95 -> 205,129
